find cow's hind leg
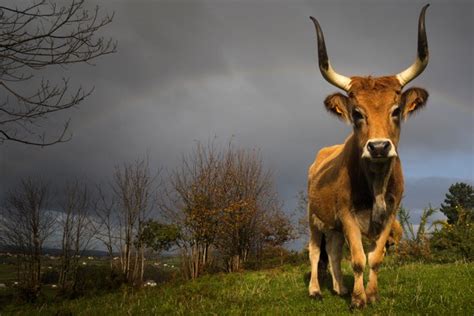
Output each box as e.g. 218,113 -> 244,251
366,216 -> 394,303
326,231 -> 348,296
308,225 -> 323,299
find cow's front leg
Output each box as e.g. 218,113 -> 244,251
366,216 -> 394,303
341,214 -> 366,309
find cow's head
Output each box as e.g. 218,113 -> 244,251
311,5 -> 430,162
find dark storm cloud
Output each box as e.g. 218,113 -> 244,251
1,1 -> 472,216
107,1 -> 230,91
404,177 -> 474,211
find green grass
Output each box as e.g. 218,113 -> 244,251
2,261 -> 474,315
0,264 -> 17,283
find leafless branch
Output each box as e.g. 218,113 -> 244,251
0,0 -> 116,146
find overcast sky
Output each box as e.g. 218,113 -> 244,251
1,1 -> 472,228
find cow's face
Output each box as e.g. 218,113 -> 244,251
324,78 -> 428,161
310,5 -> 430,162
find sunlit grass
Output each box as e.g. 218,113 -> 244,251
3,261 -> 473,315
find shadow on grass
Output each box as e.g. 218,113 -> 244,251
303,269 -> 354,306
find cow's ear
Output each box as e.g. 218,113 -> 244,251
401,87 -> 429,119
324,93 -> 350,123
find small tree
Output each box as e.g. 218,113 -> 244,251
164,140 -> 223,279
431,206 -> 473,261
139,220 -> 179,255
440,182 -> 473,224
0,178 -> 55,300
165,140 -> 289,277
432,182 -> 473,261
113,158 -> 159,285
262,211 -> 296,265
94,185 -> 119,269
57,180 -> 96,295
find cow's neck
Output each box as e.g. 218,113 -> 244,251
362,160 -> 394,210
347,135 -> 395,230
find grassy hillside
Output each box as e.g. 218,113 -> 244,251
3,261 -> 473,315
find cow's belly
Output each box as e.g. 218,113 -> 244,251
354,207 -> 397,239
309,209 -> 341,233
354,208 -> 372,236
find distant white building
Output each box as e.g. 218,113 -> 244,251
144,280 -> 157,287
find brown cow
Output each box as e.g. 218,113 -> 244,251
307,5 -> 430,308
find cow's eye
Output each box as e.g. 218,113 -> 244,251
391,107 -> 401,118
352,110 -> 364,122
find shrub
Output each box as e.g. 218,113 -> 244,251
395,206 -> 435,263
430,207 -> 473,262
142,263 -> 180,284
395,204 -> 473,263
41,269 -> 59,285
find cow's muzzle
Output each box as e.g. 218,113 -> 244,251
362,138 -> 397,160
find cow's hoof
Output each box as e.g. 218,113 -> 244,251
338,286 -> 349,296
309,292 -> 323,301
350,296 -> 366,310
332,286 -> 349,297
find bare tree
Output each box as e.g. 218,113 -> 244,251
0,0 -> 116,146
0,178 -> 55,300
112,158 -> 158,285
94,184 -> 119,269
57,180 -> 95,294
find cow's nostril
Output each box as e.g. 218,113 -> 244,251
368,142 -> 376,152
382,141 -> 391,151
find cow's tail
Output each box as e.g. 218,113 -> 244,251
318,234 -> 328,274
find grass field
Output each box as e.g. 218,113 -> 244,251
0,264 -> 16,283
2,261 -> 473,315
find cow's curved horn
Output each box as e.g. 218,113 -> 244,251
310,16 -> 351,92
396,4 -> 430,87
